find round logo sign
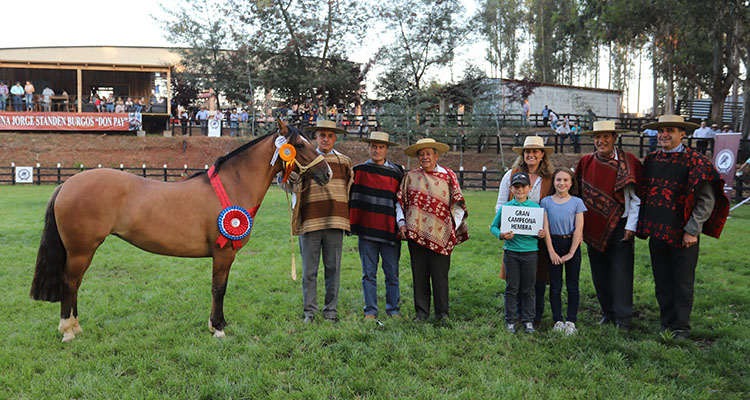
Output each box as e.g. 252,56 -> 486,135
715,149 -> 735,174
208,120 -> 221,129
17,169 -> 31,180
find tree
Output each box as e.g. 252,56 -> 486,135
475,0 -> 524,79
228,0 -> 371,109
160,0 -> 245,109
378,0 -> 468,92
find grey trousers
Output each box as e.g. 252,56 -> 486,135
300,229 -> 343,319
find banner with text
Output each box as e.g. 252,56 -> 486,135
713,132 -> 741,201
499,205 -> 544,236
0,112 -> 140,131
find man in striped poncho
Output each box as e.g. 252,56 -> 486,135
292,120 -> 353,323
349,131 -> 405,320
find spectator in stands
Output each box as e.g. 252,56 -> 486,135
11,82 -> 24,111
115,97 -> 125,113
721,125 -> 731,133
0,81 -> 8,111
106,95 -> 115,113
643,127 -> 658,153
550,110 -> 559,130
555,115 -> 571,151
24,81 -> 35,111
586,109 -> 597,130
196,106 -> 209,135
522,99 -> 530,127
692,120 -> 713,155
42,86 -> 55,112
542,105 -> 550,127
93,95 -> 101,112
180,108 -> 189,136
125,97 -> 134,112
136,97 -> 146,113
569,122 -> 581,153
229,108 -> 239,137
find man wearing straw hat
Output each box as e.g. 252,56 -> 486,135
397,138 -> 469,321
637,115 -> 729,339
349,131 -> 405,321
576,120 -> 642,332
292,120 -> 353,323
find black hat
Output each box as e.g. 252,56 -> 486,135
511,172 -> 530,186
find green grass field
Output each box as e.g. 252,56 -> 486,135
1,185 -> 748,399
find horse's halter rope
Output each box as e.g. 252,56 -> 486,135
294,154 -> 325,175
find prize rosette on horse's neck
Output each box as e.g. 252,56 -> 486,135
217,206 -> 253,249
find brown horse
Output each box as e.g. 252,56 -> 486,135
30,122 -> 331,342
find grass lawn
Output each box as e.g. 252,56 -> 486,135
1,184 -> 748,399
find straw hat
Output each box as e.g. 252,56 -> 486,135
304,119 -> 347,135
641,114 -> 700,132
579,120 -> 629,135
512,136 -> 554,155
362,131 -> 399,146
404,138 -> 450,157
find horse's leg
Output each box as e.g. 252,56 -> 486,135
58,252 -> 94,342
208,253 -> 236,338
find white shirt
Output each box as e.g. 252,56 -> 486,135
693,126 -> 714,139
612,150 -> 641,231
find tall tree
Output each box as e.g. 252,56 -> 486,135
378,0 -> 468,92
475,0 -> 524,79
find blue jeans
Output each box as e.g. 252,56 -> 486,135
0,96 -> 6,111
230,121 -> 239,136
106,103 -> 114,112
25,94 -> 33,110
359,237 -> 400,316
549,236 -> 581,323
13,95 -> 22,111
504,250 -> 537,323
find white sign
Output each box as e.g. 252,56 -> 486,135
208,120 -> 221,137
15,166 -> 34,183
499,205 -> 544,236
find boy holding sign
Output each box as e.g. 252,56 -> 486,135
491,172 -> 546,334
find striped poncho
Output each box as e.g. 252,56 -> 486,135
349,160 -> 404,245
292,150 -> 353,235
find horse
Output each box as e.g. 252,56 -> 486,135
30,122 -> 331,342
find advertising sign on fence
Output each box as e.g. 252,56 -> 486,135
208,119 -> 221,137
713,132 -> 741,201
499,205 -> 544,236
0,112 -> 137,131
14,166 -> 33,183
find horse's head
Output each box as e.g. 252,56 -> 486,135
278,121 -> 332,186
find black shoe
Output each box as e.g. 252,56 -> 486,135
598,316 -> 614,325
436,314 -> 449,322
413,315 -> 427,322
674,330 -> 690,340
616,324 -> 631,333
303,315 -> 314,324
324,316 -> 338,324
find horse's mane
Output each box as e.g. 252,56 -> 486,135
187,125 -> 308,180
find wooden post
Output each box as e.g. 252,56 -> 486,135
76,68 -> 82,112
166,67 -> 171,115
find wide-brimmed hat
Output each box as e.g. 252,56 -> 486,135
641,114 -> 700,132
404,138 -> 450,157
304,119 -> 347,135
362,131 -> 398,146
512,136 -> 554,155
579,120 -> 629,135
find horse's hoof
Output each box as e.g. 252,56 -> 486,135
213,330 -> 226,339
62,331 -> 76,342
72,318 -> 83,334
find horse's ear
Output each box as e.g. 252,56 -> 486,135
277,120 -> 288,137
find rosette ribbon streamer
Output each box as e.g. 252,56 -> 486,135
208,165 -> 259,250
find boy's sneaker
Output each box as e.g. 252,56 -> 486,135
565,321 -> 578,335
506,323 -> 516,334
553,321 -> 566,332
524,322 -> 535,334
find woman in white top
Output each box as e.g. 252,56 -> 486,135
495,135 -> 556,326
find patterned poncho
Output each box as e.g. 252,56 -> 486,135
575,150 -> 642,253
636,147 -> 729,246
292,151 -> 353,235
349,160 -> 404,245
397,166 -> 469,256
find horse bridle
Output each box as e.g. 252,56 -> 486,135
279,133 -> 325,176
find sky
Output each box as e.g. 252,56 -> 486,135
5,0 -> 654,115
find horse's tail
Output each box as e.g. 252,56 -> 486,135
30,185 -> 66,302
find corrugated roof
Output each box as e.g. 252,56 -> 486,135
0,46 -> 181,67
